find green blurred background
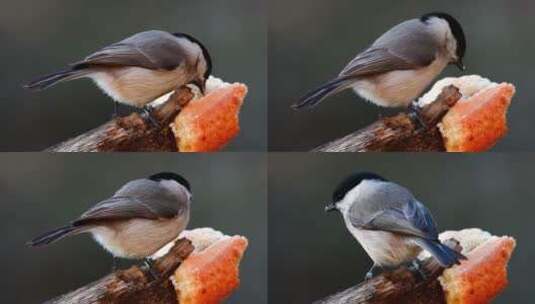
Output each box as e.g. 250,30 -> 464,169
269,0 -> 535,151
0,0 -> 266,151
0,153 -> 267,303
269,153 -> 532,303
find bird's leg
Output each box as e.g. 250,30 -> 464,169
142,105 -> 161,128
112,101 -> 120,119
408,102 -> 428,129
407,259 -> 427,280
143,257 -> 160,280
112,256 -> 119,272
365,264 -> 383,280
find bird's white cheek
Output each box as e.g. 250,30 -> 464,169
445,31 -> 459,61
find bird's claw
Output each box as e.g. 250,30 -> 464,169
142,106 -> 161,128
408,103 -> 428,130
407,260 -> 427,280
365,264 -> 382,280
144,258 -> 160,281
112,101 -> 121,119
112,257 -> 119,272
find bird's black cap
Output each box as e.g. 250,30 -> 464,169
149,172 -> 191,192
173,32 -> 212,80
332,172 -> 386,203
421,12 -> 466,62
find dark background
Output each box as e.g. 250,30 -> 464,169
0,153 -> 267,303
268,0 -> 535,151
0,0 -> 266,151
269,153 -> 532,303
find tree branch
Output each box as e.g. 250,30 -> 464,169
44,238 -> 194,304
313,240 -> 462,304
313,255 -> 446,304
314,229 -> 517,304
313,86 -> 462,152
45,87 -> 194,152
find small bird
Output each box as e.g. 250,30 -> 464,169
27,172 -> 192,277
293,12 -> 466,110
25,30 -> 212,117
325,172 -> 465,279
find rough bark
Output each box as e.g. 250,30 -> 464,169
313,240 -> 462,304
45,87 -> 194,152
44,238 -> 194,304
313,86 -> 462,152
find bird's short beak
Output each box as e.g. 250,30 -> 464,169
325,202 -> 337,212
455,59 -> 466,71
193,79 -> 206,95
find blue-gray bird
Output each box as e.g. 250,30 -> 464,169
325,172 -> 465,279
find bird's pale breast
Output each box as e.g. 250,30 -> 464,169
346,224 -> 422,267
90,65 -> 192,108
90,214 -> 189,259
352,57 -> 449,108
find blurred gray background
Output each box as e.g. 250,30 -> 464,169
269,0 -> 535,151
0,153 -> 267,303
269,153 -> 533,303
0,0 -> 266,151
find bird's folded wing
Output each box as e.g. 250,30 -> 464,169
352,199 -> 438,240
339,21 -> 438,78
71,32 -> 186,70
74,195 -> 180,225
339,47 -> 435,78
74,196 -> 160,225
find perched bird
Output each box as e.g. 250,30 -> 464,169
27,172 -> 192,277
325,172 -> 465,279
25,30 -> 212,117
293,12 -> 466,110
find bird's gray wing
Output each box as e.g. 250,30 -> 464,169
71,30 -> 186,71
339,19 -> 438,78
359,200 -> 438,240
348,182 -> 438,240
73,179 -> 187,225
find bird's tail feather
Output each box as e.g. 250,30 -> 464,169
26,225 -> 80,247
24,69 -> 90,91
292,76 -> 353,110
417,239 -> 466,267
